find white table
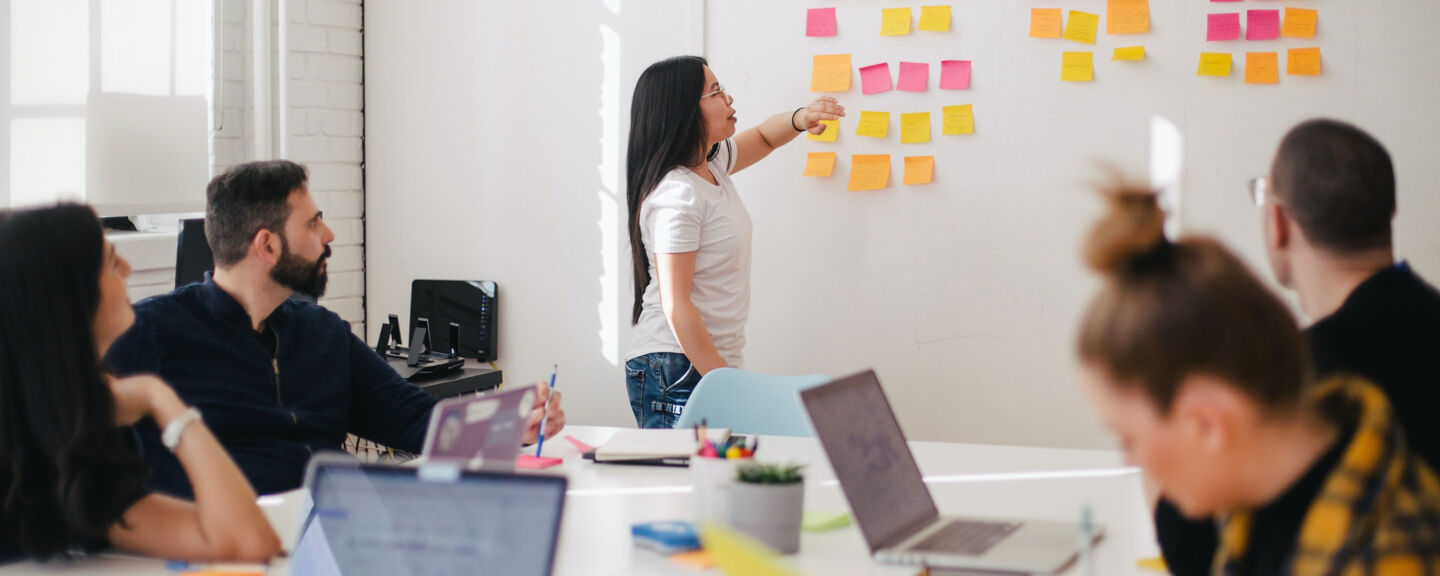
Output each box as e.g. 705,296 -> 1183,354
1,426 -> 1160,576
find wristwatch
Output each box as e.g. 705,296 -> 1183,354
162,407 -> 203,452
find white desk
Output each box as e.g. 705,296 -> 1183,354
0,426 -> 1159,576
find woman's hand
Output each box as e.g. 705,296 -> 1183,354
799,96 -> 846,135
109,374 -> 183,427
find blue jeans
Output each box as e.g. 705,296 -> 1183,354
625,352 -> 702,429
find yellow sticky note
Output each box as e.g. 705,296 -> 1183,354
1113,46 -> 1145,61
848,154 -> 891,191
918,6 -> 951,32
1030,8 -> 1063,38
1245,52 -> 1279,84
882,7 -> 912,36
1282,7 -> 1317,39
1197,53 -> 1232,77
1287,47 -> 1322,76
807,119 -> 839,142
900,112 -> 931,144
856,111 -> 890,138
942,104 -> 974,135
1061,51 -> 1094,82
903,156 -> 934,185
1107,0 -> 1150,34
803,152 -> 837,177
1063,11 -> 1100,45
810,54 -> 852,92
700,524 -> 799,576
1136,557 -> 1169,573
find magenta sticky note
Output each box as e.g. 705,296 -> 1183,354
516,454 -> 564,470
859,62 -> 893,95
807,7 -> 837,37
1246,10 -> 1280,40
939,60 -> 971,90
563,435 -> 596,453
897,62 -> 929,92
1207,13 -> 1241,41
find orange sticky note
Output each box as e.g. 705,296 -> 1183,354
918,5 -> 951,32
1197,53 -> 1232,77
1063,10 -> 1100,44
1281,7 -> 1317,39
855,111 -> 890,138
900,112 -> 931,144
807,119 -> 839,142
1287,47 -> 1322,76
1107,0 -> 1150,34
670,550 -> 717,570
1245,52 -> 1279,84
881,7 -> 912,36
810,54 -> 852,92
1061,51 -> 1094,82
803,152 -> 837,177
1030,8 -> 1063,38
848,154 -> 890,191
942,104 -> 974,135
903,156 -> 934,185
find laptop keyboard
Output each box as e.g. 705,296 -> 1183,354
910,520 -> 1023,556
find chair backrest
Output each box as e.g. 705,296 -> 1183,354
674,368 -> 831,437
175,218 -> 213,289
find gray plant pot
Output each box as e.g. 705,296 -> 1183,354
728,480 -> 805,554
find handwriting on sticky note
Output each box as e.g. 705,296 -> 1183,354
1107,0 -> 1149,34
848,155 -> 891,191
856,111 -> 890,138
1030,8 -> 1063,38
900,112 -> 931,144
881,7 -> 912,36
1207,13 -> 1240,41
806,7 -> 837,37
903,156 -> 934,185
939,60 -> 971,90
1287,47 -> 1322,76
1282,7 -> 1317,38
803,152 -> 838,177
898,62 -> 929,92
1113,46 -> 1145,61
1197,52 -> 1232,77
1245,52 -> 1279,84
1246,10 -> 1280,40
807,119 -> 839,142
1063,11 -> 1100,44
942,105 -> 974,135
1061,51 -> 1094,82
811,54 -> 852,92
918,6 -> 951,32
859,62 -> 893,95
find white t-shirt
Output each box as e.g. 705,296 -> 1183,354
627,139 -> 753,368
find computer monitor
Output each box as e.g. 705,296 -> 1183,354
410,280 -> 498,361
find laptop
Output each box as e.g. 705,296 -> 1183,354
421,386 -> 535,471
800,370 -> 1096,574
288,454 -> 567,576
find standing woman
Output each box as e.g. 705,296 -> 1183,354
625,56 -> 843,428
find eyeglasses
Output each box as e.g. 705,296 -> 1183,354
1247,176 -> 1270,207
701,85 -> 732,103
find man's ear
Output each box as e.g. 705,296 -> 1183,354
1268,202 -> 1291,251
250,229 -> 283,267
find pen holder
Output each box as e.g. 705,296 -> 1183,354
728,478 -> 805,554
691,456 -> 738,525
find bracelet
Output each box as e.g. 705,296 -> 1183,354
790,107 -> 806,132
162,407 -> 203,452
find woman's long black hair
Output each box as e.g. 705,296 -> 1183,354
626,55 -> 717,324
0,204 -> 147,559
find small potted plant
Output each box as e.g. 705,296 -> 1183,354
727,462 -> 805,554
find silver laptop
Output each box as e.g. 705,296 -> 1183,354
288,454 -> 567,576
800,370 -> 1097,573
420,386 -> 535,471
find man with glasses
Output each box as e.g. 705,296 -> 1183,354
1154,119 -> 1440,576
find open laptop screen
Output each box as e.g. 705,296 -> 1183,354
291,459 -> 567,576
801,370 -> 940,552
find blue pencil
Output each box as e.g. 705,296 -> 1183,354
535,364 -> 557,457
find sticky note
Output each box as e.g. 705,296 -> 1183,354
1211,0 -> 1241,2
701,524 -> 799,576
859,62 -> 893,95
881,7 -> 912,36
1029,9 -> 1063,39
1244,52 -> 1279,84
1197,52 -> 1233,77
803,152 -> 838,177
900,112 -> 931,144
918,6 -> 951,32
807,119 -> 839,142
1246,10 -> 1280,40
942,104 -> 974,135
1113,46 -> 1146,61
802,511 -> 852,533
856,111 -> 890,138
848,155 -> 891,191
1282,7 -> 1317,39
1207,13 -> 1241,41
903,156 -> 934,185
1107,0 -> 1150,35
939,60 -> 971,90
898,62 -> 929,92
1061,51 -> 1094,82
806,7 -> 837,37
810,54 -> 852,92
515,454 -> 563,469
1287,47 -> 1322,76
670,550 -> 717,570
1137,557 -> 1169,573
1063,11 -> 1100,44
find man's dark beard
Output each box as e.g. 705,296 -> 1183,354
271,238 -> 331,298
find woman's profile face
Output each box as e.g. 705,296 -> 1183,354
698,66 -> 737,147
93,240 -> 135,357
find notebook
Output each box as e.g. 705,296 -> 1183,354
592,428 -> 730,463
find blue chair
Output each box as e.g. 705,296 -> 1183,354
674,368 -> 831,437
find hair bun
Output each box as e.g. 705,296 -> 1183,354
1084,188 -> 1167,276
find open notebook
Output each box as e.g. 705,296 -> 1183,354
592,428 -> 731,463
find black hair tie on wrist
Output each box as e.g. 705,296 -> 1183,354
791,107 -> 806,132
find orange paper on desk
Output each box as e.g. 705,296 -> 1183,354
1282,8 -> 1317,39
1063,10 -> 1099,44
807,119 -> 839,142
900,112 -> 931,144
810,54 -> 852,92
856,111 -> 890,138
882,7 -> 912,36
848,154 -> 890,191
1029,8 -> 1063,38
1107,0 -> 1149,34
903,156 -> 934,185
1197,53 -> 1232,77
803,152 -> 837,177
942,104 -> 974,135
1245,52 -> 1279,84
1061,52 -> 1094,81
1287,47 -> 1322,76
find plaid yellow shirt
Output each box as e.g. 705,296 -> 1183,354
1216,377 -> 1440,576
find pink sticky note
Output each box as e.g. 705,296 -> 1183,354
563,435 -> 596,453
939,60 -> 971,90
807,7 -> 837,37
1246,10 -> 1280,40
1211,0 -> 1241,2
859,62 -> 893,95
516,454 -> 564,470
897,62 -> 929,92
1207,13 -> 1241,41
